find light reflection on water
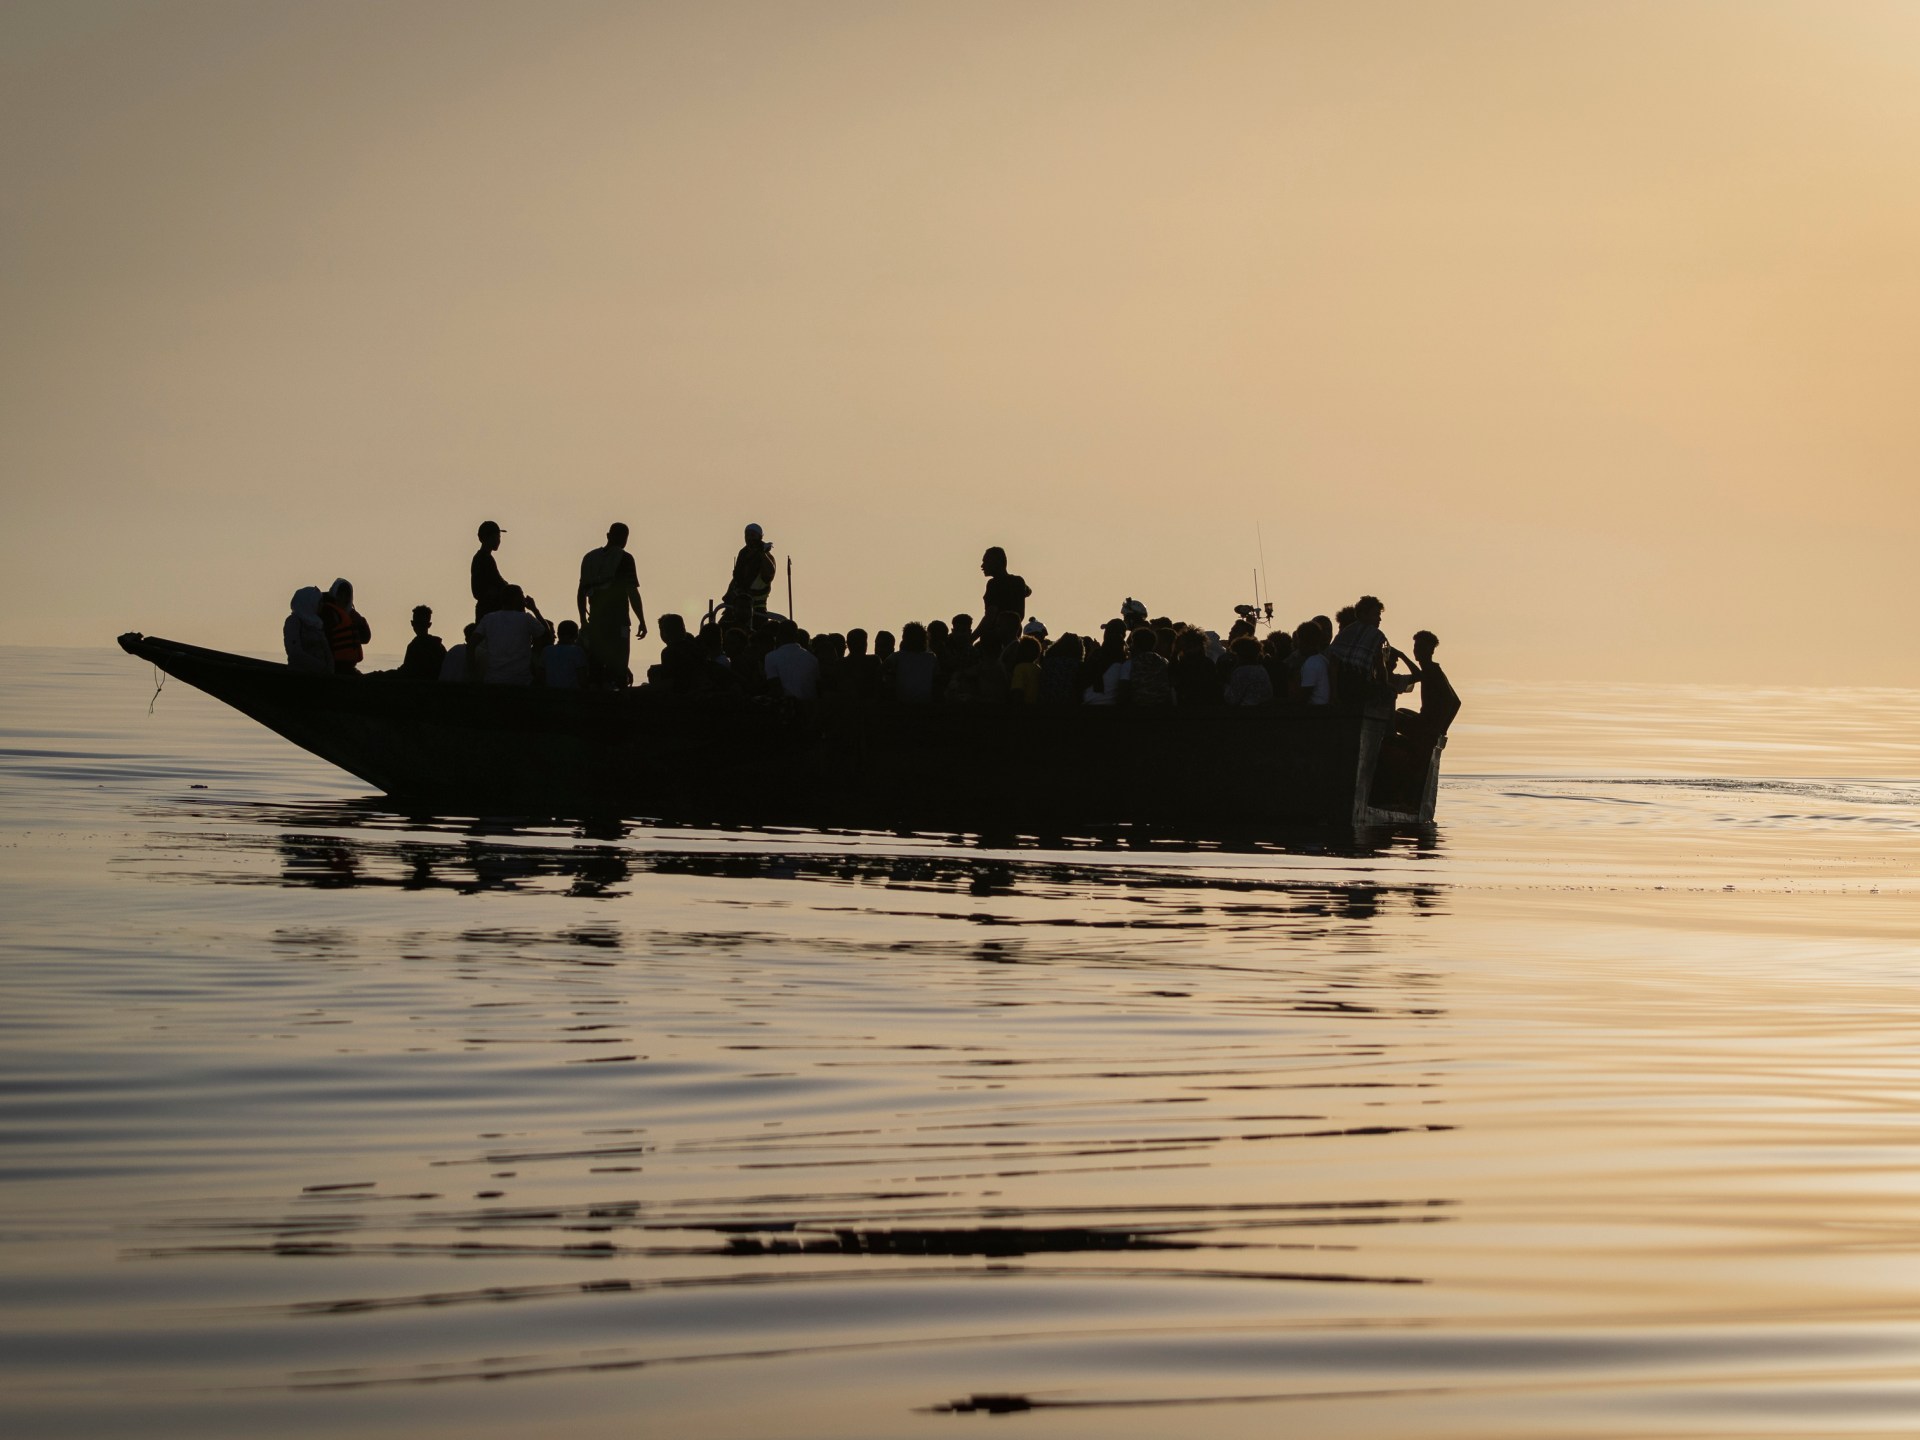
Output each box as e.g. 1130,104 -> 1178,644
4,648 -> 1920,1438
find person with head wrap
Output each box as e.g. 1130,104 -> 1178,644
283,587 -> 332,674
723,523 -> 776,629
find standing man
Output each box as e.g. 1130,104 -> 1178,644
723,522 -> 777,629
979,547 -> 1031,649
578,522 -> 647,688
471,520 -> 515,623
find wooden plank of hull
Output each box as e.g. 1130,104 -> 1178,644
119,633 -> 1441,830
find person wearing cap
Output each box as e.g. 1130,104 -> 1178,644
577,522 -> 647,687
471,520 -> 516,623
723,523 -> 777,629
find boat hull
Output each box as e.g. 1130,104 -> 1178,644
119,634 -> 1442,830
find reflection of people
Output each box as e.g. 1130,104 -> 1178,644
471,520 -> 513,622
578,522 -> 647,688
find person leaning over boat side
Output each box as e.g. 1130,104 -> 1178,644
319,579 -> 371,675
979,547 -> 1031,648
762,619 -> 820,701
1403,629 -> 1461,739
578,523 -> 648,688
471,520 -> 515,623
398,605 -> 445,680
284,587 -> 332,674
723,523 -> 777,630
478,587 -> 544,685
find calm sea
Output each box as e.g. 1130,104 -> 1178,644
4,647 -> 1920,1438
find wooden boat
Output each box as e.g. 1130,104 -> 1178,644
118,632 -> 1443,830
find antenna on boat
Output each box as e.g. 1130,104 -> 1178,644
786,553 -> 795,624
1255,522 -> 1273,629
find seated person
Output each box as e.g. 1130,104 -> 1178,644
319,578 -> 371,676
648,613 -> 709,692
440,624 -> 487,683
283,587 -> 331,674
843,628 -> 882,700
893,622 -> 938,704
544,620 -> 589,689
763,620 -> 821,700
1127,627 -> 1172,705
398,605 -> 446,680
1290,624 -> 1332,707
1171,628 -> 1223,706
1223,636 -> 1274,706
477,587 -> 543,685
1009,635 -> 1043,704
1039,632 -> 1083,704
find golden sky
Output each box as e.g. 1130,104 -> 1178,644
4,0 -> 1917,681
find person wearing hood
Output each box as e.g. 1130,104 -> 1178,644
283,588 -> 332,674
319,578 -> 371,675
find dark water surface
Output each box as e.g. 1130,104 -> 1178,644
5,649 -> 1920,1437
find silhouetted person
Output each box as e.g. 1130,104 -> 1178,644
843,628 -> 881,700
578,522 -> 647,688
648,613 -> 708,692
894,622 -> 937,704
1039,631 -> 1082,704
399,605 -> 445,680
1407,630 -> 1461,737
979,547 -> 1031,647
284,587 -> 331,674
320,578 -> 370,675
1224,636 -> 1274,706
545,620 -> 588,689
1128,627 -> 1172,705
1171,628 -> 1223,707
1009,635 -> 1043,703
478,586 -> 542,684
763,620 -> 820,700
441,623 -> 486,682
1291,623 -> 1332,707
1328,595 -> 1390,705
471,520 -> 513,622
724,523 -> 777,629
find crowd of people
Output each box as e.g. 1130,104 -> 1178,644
282,522 -> 1460,740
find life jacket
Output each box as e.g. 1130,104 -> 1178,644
321,599 -> 365,666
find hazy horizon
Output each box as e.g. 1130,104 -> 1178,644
6,1 -> 1919,683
